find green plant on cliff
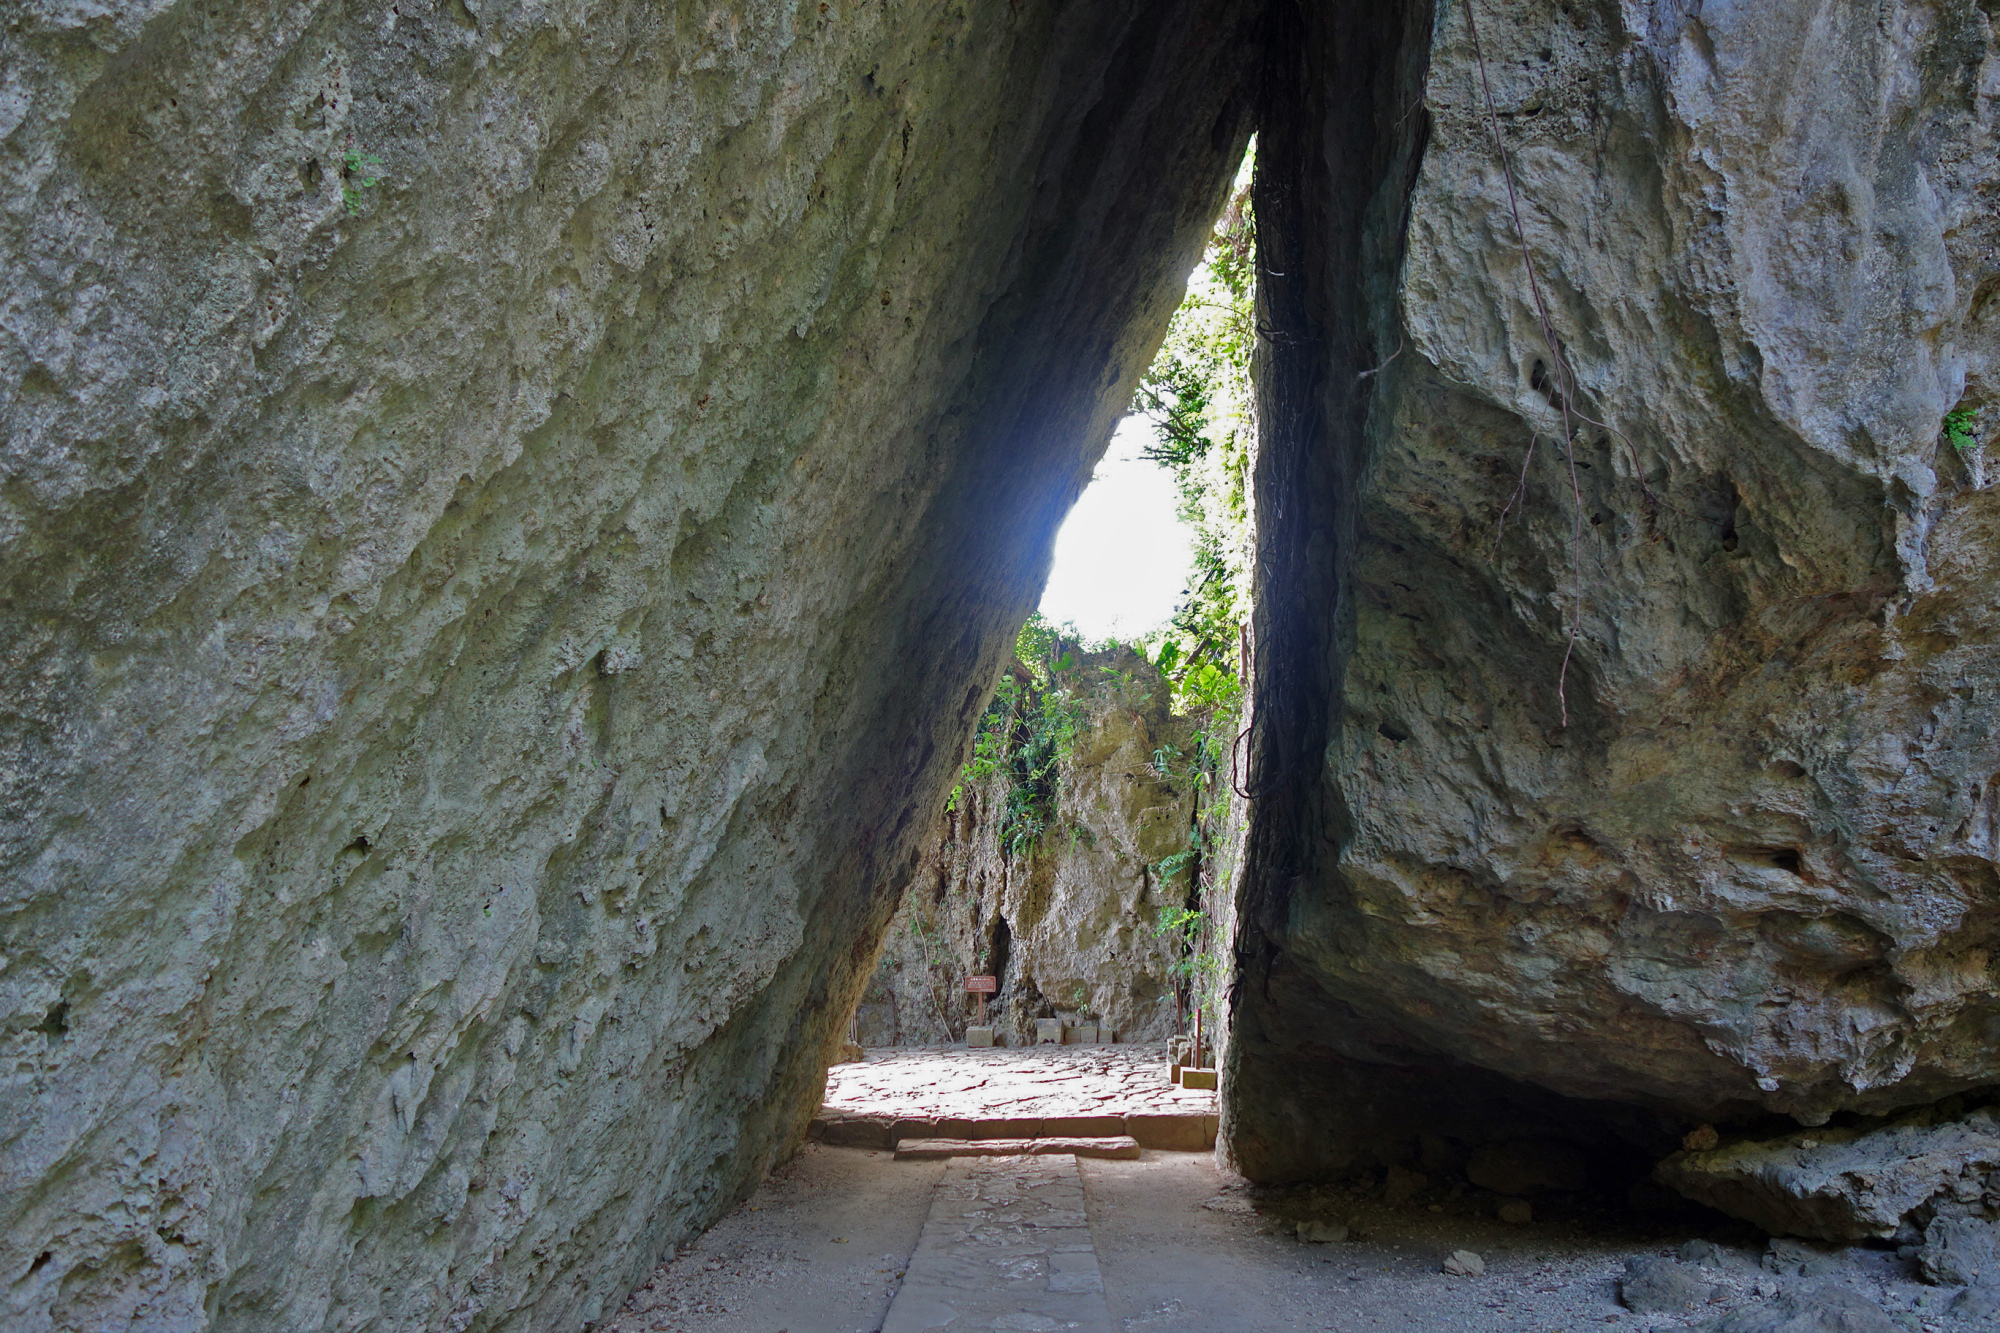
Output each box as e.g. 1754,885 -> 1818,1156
1147,720 -> 1231,1038
1152,901 -> 1222,1036
1133,153 -> 1255,722
997,685 -> 1084,857
340,146 -> 386,215
948,613 -> 1088,857
1945,405 -> 1982,454
1119,156 -> 1259,1041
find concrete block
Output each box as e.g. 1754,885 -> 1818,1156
1035,1018 -> 1063,1044
936,1116 -> 1036,1140
972,1118 -> 1038,1140
965,1026 -> 994,1047
1041,1115 -> 1124,1138
1123,1112 -> 1218,1151
1074,1023 -> 1099,1044
819,1116 -> 896,1149
1178,1067 -> 1218,1090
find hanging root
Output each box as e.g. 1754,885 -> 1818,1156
1463,0 -> 1656,727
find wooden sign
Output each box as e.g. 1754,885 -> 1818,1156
964,975 -> 998,994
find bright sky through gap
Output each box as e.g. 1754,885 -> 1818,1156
1037,414 -> 1193,641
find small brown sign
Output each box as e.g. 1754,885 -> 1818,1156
964,975 -> 998,994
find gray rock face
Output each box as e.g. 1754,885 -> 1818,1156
860,649 -> 1205,1048
1693,1284 -> 1899,1333
0,1 -> 1254,1329
1924,1217 -> 2000,1289
1763,1240 -> 1850,1281
1656,1106 -> 2000,1241
1226,0 -> 2000,1179
1952,1282 -> 2000,1321
1620,1256 -> 1723,1315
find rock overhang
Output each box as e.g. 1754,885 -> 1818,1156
1222,0 -> 2000,1184
0,0 -> 1258,1327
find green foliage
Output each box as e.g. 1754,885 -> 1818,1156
1146,708 -> 1234,1036
954,625 -> 1089,859
1190,728 -> 1225,776
1152,902 -> 1223,1019
1002,687 -> 1084,856
1132,150 -> 1256,719
1179,659 -> 1240,713
1012,611 -> 1081,685
1945,405 -> 1982,454
1130,352 -> 1214,471
1151,833 -> 1202,886
341,147 -> 386,215
1153,905 -> 1208,954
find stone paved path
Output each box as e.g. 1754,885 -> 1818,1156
882,1153 -> 1114,1333
816,1045 -> 1218,1150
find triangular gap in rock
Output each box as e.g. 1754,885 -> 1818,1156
825,147 -> 1254,1142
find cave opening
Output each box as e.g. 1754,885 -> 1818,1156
829,0 -> 1689,1200
836,148 -> 1254,1102
832,0 -> 1817,1240
16,0 -> 1997,1325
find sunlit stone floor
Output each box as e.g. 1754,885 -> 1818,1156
821,1044 -> 1217,1124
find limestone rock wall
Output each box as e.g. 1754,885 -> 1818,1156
1227,0 -> 2000,1182
859,649 -> 1210,1048
0,2 -> 1256,1328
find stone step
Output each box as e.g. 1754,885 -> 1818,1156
881,1153 -> 1114,1333
810,1109 -> 1216,1151
893,1135 -> 1141,1161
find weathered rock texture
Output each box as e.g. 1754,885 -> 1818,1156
1227,0 -> 2000,1182
859,648 -> 1207,1048
0,2 -> 1256,1328
1657,1103 -> 2000,1242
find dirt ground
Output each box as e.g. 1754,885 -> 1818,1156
604,1144 -> 940,1333
601,1143 -> 1964,1333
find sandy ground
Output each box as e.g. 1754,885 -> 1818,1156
603,1144 -> 1966,1333
1089,1154 -> 1725,1333
1090,1156 -> 1957,1333
603,1144 -> 940,1333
